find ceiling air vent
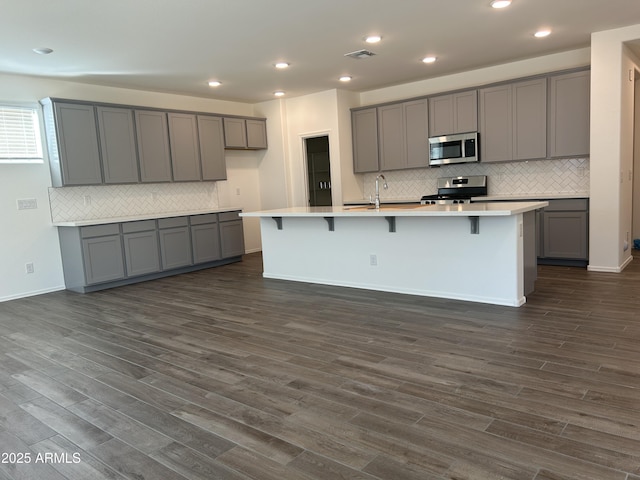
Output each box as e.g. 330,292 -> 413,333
344,49 -> 376,60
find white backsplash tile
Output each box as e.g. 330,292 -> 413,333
362,158 -> 589,200
49,182 -> 219,222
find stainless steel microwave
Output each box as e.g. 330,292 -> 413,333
428,131 -> 479,166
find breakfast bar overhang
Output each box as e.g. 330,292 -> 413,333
241,201 -> 548,307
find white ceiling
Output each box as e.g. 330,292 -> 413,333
3,0 -> 640,103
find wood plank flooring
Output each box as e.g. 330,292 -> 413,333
0,252 -> 639,479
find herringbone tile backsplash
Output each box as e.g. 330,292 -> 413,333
362,158 -> 589,200
49,182 -> 219,222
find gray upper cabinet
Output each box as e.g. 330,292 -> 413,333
378,99 -> 428,171
223,117 -> 268,149
197,115 -> 227,181
41,100 -> 102,186
96,106 -> 139,184
479,78 -> 546,162
135,110 -> 173,183
168,113 -> 201,182
351,108 -> 379,173
223,117 -> 247,148
548,70 -> 590,158
246,119 -> 268,149
428,90 -> 477,136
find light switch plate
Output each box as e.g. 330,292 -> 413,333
17,198 -> 38,210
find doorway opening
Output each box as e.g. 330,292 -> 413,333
305,135 -> 332,206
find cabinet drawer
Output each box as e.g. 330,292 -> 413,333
218,210 -> 241,222
544,199 -> 588,212
80,224 -> 120,238
158,216 -> 189,229
122,220 -> 156,233
190,213 -> 218,225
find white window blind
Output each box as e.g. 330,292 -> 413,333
0,105 -> 44,163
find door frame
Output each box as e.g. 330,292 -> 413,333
300,131 -> 332,207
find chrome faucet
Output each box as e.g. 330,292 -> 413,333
374,174 -> 388,209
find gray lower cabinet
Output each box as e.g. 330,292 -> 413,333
122,221 -> 160,276
219,211 -> 245,258
351,108 -> 380,173
41,100 -> 103,187
538,198 -> 589,265
57,211 -> 243,293
97,106 -> 139,184
58,224 -> 126,289
191,214 -> 221,263
135,110 -> 173,182
158,217 -> 193,270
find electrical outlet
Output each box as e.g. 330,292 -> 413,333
236,188 -> 241,196
83,195 -> 92,206
17,198 -> 38,210
369,254 -> 378,266
25,263 -> 34,274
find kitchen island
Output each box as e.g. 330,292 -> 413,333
242,201 -> 547,307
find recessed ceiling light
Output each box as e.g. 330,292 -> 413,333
339,75 -> 352,82
33,47 -> 53,55
364,35 -> 382,44
490,0 -> 512,8
208,80 -> 222,87
534,29 -> 551,38
422,56 -> 437,64
275,62 -> 290,69
274,91 -> 285,97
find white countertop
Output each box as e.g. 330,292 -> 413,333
476,193 -> 589,201
241,201 -> 548,218
53,207 -> 242,227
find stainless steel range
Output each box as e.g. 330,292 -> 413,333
420,175 -> 487,205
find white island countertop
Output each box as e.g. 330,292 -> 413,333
241,201 -> 548,218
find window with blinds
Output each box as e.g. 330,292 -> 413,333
0,105 -> 44,163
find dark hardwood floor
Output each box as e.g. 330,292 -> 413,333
1,252 -> 640,480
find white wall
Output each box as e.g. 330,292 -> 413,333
590,25 -> 640,272
0,73 -> 261,301
634,75 -> 640,242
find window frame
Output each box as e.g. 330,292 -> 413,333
0,101 -> 45,164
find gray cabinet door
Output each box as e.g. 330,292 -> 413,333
429,91 -> 477,136
352,108 -> 379,173
246,119 -> 267,149
123,231 -> 160,277
549,70 -> 590,158
81,235 -> 125,284
96,106 -> 139,184
404,99 -> 429,169
543,211 -> 588,259
223,117 -> 247,148
53,102 -> 103,185
168,113 -> 201,181
479,84 -> 513,163
191,223 -> 222,263
480,79 -> 546,163
378,100 -> 428,170
135,110 -> 172,182
197,115 -> 226,181
220,220 -> 245,258
159,227 -> 192,269
378,103 -> 405,171
513,79 -> 547,160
